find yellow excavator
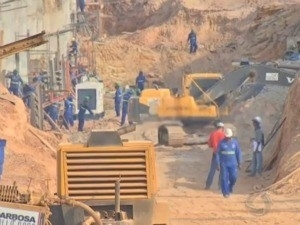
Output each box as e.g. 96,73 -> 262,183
128,64 -> 297,147
128,73 -> 226,147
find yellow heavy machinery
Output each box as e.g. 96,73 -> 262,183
0,128 -> 169,225
128,65 -> 298,147
128,73 -> 225,147
52,129 -> 168,225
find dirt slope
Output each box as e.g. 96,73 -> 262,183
263,79 -> 300,194
89,0 -> 300,90
0,85 -> 58,193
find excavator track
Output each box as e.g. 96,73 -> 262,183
158,124 -> 185,147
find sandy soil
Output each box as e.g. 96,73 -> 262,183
0,0 -> 300,224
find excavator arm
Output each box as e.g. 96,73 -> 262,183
0,31 -> 47,59
200,64 -> 297,105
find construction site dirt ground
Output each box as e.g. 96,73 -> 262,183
1,0 -> 300,224
120,83 -> 300,225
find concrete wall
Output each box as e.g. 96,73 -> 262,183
0,0 -> 77,82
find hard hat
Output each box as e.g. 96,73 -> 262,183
84,96 -> 90,101
125,85 -> 130,90
115,82 -> 120,87
252,116 -> 262,124
72,37 -> 76,41
224,128 -> 233,138
216,122 -> 224,128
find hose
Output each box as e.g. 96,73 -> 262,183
62,199 -> 103,225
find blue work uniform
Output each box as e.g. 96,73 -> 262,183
114,87 -> 122,117
63,97 -> 74,129
135,72 -> 146,91
121,90 -> 132,126
8,73 -> 23,96
78,101 -> 93,131
216,138 -> 242,197
187,31 -> 198,53
22,84 -> 35,107
78,0 -> 85,12
70,41 -> 78,55
46,103 -> 59,130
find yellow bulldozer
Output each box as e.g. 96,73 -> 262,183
128,65 -> 298,147
0,128 -> 169,225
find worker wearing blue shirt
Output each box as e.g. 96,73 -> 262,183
216,128 -> 242,198
114,83 -> 122,117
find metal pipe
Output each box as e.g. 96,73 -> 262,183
115,179 -> 121,215
62,199 -> 103,225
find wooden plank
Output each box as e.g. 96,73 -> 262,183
0,94 -> 16,105
28,126 -> 57,157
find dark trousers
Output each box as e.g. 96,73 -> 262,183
78,117 -> 85,131
115,101 -> 121,117
190,42 -> 198,53
121,105 -> 128,126
205,153 -> 221,189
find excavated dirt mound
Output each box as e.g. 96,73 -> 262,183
263,79 -> 300,194
0,85 -> 59,193
87,0 -> 300,90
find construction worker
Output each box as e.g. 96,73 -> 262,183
205,121 -> 225,190
187,29 -> 198,54
114,83 -> 122,117
70,70 -> 78,89
22,83 -> 35,107
78,96 -> 94,132
135,71 -> 146,91
121,85 -> 132,126
78,0 -> 85,12
216,128 -> 242,198
69,37 -> 78,57
249,116 -> 265,177
46,103 -> 60,130
63,96 -> 75,130
6,69 -> 23,97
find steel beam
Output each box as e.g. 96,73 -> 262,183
0,31 -> 47,59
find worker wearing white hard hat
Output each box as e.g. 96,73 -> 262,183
205,120 -> 225,190
215,127 -> 242,198
249,116 -> 265,177
252,116 -> 262,124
